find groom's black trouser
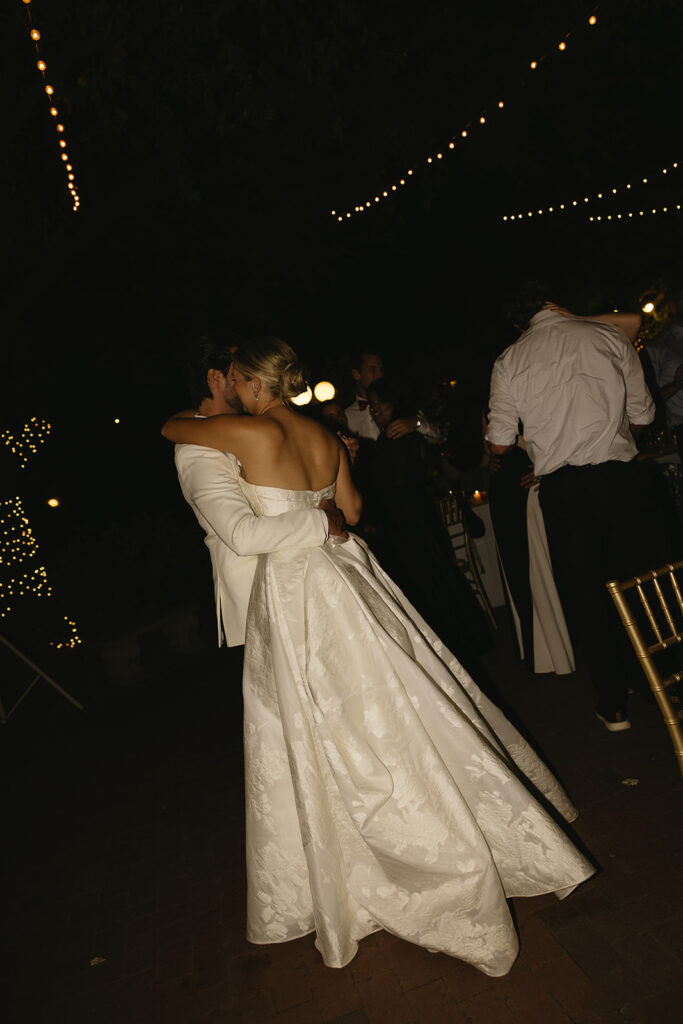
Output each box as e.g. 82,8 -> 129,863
539,459 -> 669,717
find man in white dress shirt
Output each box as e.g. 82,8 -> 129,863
345,348 -> 441,443
174,337 -> 343,648
487,290 -> 666,732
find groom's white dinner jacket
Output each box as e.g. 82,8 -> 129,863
175,444 -> 327,647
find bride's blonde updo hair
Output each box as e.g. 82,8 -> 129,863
231,336 -> 307,403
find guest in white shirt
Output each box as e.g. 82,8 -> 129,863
487,287 -> 667,732
345,348 -> 441,443
174,337 -> 344,648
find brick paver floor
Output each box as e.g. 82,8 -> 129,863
1,615 -> 681,1023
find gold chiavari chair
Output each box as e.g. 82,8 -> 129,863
438,493 -> 497,629
606,561 -> 683,780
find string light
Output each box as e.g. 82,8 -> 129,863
1,425 -> 82,646
333,7 -> 600,219
502,161 -> 679,221
1,417 -> 51,469
20,1 -> 81,211
291,386 -> 313,406
51,616 -> 82,649
0,565 -> 52,618
0,498 -> 39,565
587,205 -> 681,223
313,381 -> 336,402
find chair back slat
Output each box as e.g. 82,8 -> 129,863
438,493 -> 496,629
653,576 -> 677,637
669,568 -> 683,618
607,559 -> 683,780
636,583 -> 663,646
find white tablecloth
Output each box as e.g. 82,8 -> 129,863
469,502 -> 505,608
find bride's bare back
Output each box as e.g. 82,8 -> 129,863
238,406 -> 340,491
163,406 -> 361,523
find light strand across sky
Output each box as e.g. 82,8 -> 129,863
20,0 -> 81,212
588,204 -> 682,223
503,161 -> 680,222
331,7 -> 600,222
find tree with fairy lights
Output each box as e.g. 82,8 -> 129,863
0,417 -> 81,649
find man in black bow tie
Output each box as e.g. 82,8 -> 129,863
345,348 -> 440,442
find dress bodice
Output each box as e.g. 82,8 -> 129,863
238,477 -> 336,516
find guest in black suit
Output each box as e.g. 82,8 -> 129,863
362,377 -> 491,673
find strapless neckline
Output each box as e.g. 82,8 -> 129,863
239,478 -> 336,498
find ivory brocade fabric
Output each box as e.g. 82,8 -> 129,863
239,478 -> 594,974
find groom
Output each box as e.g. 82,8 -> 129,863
174,336 -> 344,647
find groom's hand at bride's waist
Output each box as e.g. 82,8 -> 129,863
319,499 -> 348,540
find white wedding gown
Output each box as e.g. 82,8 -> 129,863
239,479 -> 594,975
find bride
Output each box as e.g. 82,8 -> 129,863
162,337 -> 594,975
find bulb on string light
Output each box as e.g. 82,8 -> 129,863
589,15 -> 597,25
291,387 -> 313,407
50,107 -> 58,116
31,29 -> 40,40
335,8 -> 605,223
313,381 -> 335,402
56,124 -> 64,132
37,60 -> 46,71
45,85 -> 53,95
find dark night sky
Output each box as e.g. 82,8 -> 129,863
2,0 -> 683,634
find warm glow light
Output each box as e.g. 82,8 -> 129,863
313,381 -> 336,402
114,418 -> 121,424
50,107 -> 58,116
291,387 -> 313,407
642,302 -> 655,314
45,85 -> 53,95
31,29 -> 40,40
37,60 -> 46,71
335,9 -> 603,222
59,140 -> 66,147
56,124 -> 64,132
47,498 -> 60,508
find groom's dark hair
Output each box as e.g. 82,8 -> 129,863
183,334 -> 240,408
